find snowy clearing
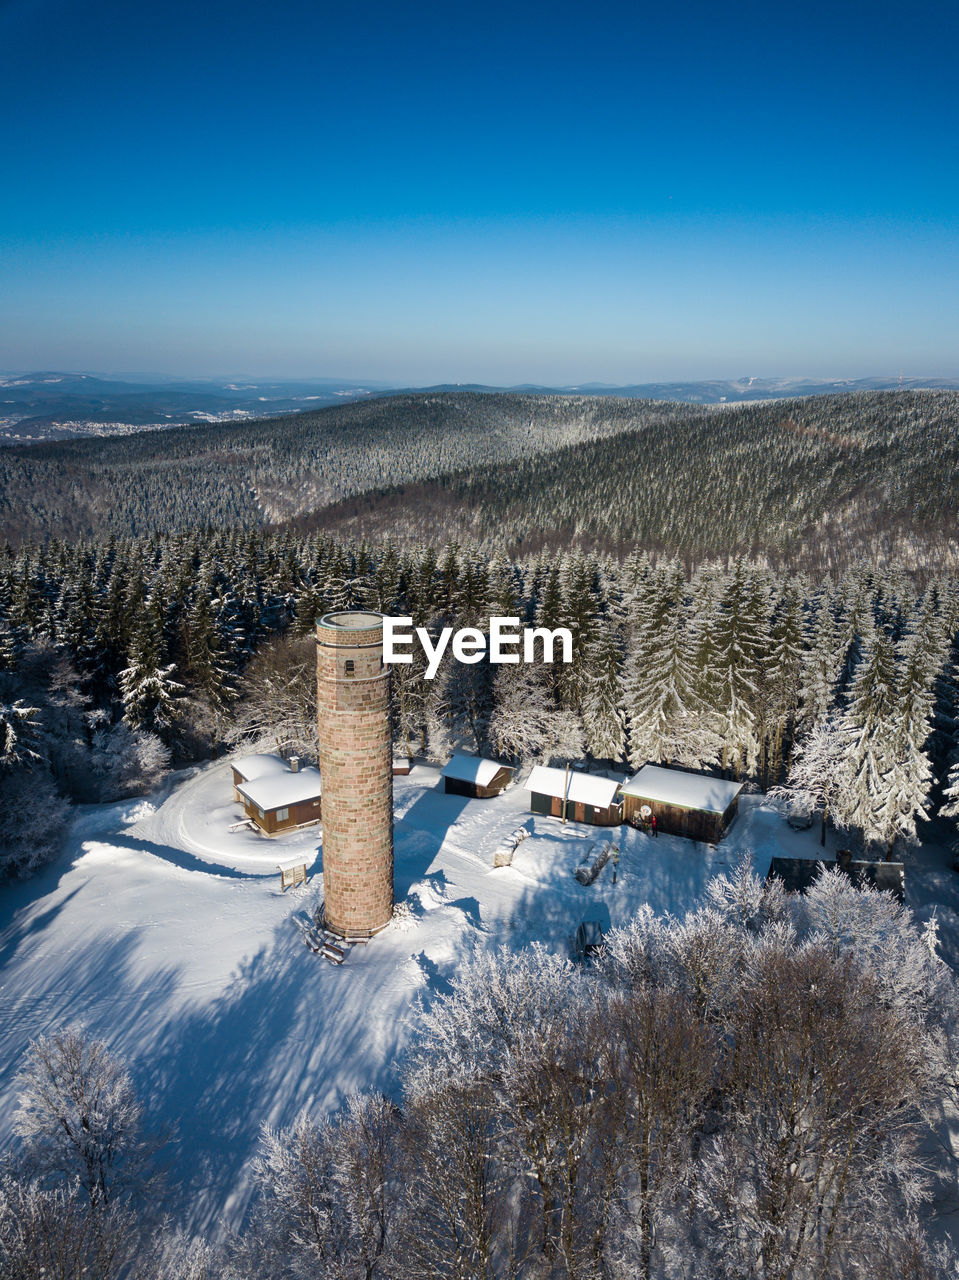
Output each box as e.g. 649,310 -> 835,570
2,760 -> 959,1239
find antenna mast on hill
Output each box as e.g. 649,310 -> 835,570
899,370 -> 903,389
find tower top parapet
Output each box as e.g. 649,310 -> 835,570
318,611 -> 384,632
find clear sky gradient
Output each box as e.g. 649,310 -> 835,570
2,0 -> 957,383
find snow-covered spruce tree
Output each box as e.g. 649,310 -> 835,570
879,624 -> 939,853
943,759 -> 959,820
622,559 -> 680,768
118,613 -> 183,736
485,551 -> 522,619
557,552 -> 602,714
625,561 -> 721,771
532,560 -> 569,702
183,565 -> 237,717
53,569 -> 103,679
708,559 -> 771,777
836,626 -> 931,858
0,614 -> 22,672
799,585 -> 841,727
0,697 -> 40,768
579,620 -> 626,763
835,563 -> 879,691
13,1027 -> 156,1210
456,551 -> 492,630
756,577 -> 804,786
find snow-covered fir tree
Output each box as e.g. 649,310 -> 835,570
579,620 -> 626,762
835,628 -> 907,856
118,614 -> 183,735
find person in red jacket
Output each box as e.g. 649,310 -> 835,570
650,813 -> 658,837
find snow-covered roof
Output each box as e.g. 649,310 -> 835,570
440,753 -> 513,786
237,766 -> 322,811
231,753 -> 291,783
524,766 -> 621,809
621,765 -> 742,814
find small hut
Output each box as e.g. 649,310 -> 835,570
766,853 -> 905,902
233,754 -> 323,836
620,764 -> 742,842
524,766 -> 623,826
440,753 -> 514,799
392,756 -> 412,776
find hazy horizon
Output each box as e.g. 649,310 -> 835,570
4,368 -> 959,389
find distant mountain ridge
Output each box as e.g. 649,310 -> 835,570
409,376 -> 959,403
1,370 -> 958,443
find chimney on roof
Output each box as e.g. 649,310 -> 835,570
289,756 -> 301,774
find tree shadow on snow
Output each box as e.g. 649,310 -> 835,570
137,907 -> 413,1239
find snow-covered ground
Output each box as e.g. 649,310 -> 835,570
1,761 -> 958,1239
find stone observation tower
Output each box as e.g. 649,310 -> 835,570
315,611 -> 394,936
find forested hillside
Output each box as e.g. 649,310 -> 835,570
0,393 -> 690,546
300,390 -> 959,572
1,389 -> 956,573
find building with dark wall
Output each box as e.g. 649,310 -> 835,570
620,764 -> 743,842
440,753 -> 514,798
232,753 -> 322,835
316,611 -> 394,937
766,852 -> 905,901
524,765 -> 623,825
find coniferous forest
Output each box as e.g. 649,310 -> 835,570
1,389 -> 957,572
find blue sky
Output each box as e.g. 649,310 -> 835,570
2,0 -> 957,383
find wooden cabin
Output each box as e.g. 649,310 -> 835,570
620,764 -> 743,843
440,753 -> 514,799
524,765 -> 623,826
231,752 -> 292,802
233,754 -> 323,836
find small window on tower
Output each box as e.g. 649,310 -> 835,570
345,659 -> 355,677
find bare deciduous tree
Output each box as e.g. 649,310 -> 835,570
13,1027 -> 154,1209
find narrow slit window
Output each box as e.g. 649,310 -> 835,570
345,659 -> 355,677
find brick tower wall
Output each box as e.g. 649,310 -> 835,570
315,611 -> 394,936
